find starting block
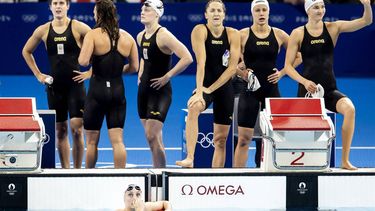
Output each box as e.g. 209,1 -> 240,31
259,98 -> 335,171
0,97 -> 46,172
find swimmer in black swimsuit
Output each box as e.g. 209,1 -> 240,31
22,0 -> 91,168
176,0 -> 241,168
137,0 -> 193,168
78,0 -> 139,168
284,0 -> 372,170
233,0 -> 302,168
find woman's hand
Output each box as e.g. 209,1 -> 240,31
150,74 -> 171,90
303,79 -> 317,93
187,92 -> 205,108
72,70 -> 92,83
267,68 -> 282,84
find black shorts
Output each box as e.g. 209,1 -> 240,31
84,76 -> 126,130
137,82 -> 172,123
238,84 -> 280,128
203,82 -> 234,125
46,82 -> 85,123
298,86 -> 346,113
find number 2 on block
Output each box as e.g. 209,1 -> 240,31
290,152 -> 305,165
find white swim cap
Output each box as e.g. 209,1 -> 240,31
251,0 -> 270,13
144,0 -> 164,17
304,0 -> 324,13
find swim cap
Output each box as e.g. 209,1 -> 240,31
144,0 -> 164,17
304,0 -> 324,13
251,0 -> 270,12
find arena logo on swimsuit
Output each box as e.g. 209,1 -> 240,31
256,41 -> 269,46
181,184 -> 244,196
150,111 -> 161,115
54,37 -> 66,42
143,42 -> 150,47
211,40 -> 223,45
310,39 -> 325,44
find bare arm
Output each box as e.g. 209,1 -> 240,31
136,31 -> 145,85
191,25 -> 207,94
150,28 -> 193,90
71,21 -> 92,83
159,29 -> 193,78
78,31 -> 94,67
284,28 -> 316,93
236,28 -> 249,81
122,31 -> 139,74
73,20 -> 91,46
336,0 -> 372,33
138,59 -> 145,85
22,24 -> 48,83
73,68 -> 92,83
278,28 -> 302,69
186,25 -> 207,108
268,28 -> 302,84
207,28 -> 240,93
145,201 -> 172,211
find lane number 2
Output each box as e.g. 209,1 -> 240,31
290,152 -> 305,165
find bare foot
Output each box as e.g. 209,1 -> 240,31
341,161 -> 358,170
176,158 -> 194,168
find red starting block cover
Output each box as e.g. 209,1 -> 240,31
0,116 -> 40,131
269,98 -> 323,115
0,98 -> 34,115
270,116 -> 331,131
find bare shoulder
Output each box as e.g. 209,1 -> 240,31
120,29 -> 132,38
120,29 -> 136,43
158,27 -> 174,37
273,27 -> 287,36
226,26 -> 239,34
239,27 -> 249,40
90,28 -> 102,34
136,29 -> 145,45
226,27 -> 240,41
325,21 -> 338,30
273,27 -> 289,40
157,27 -> 175,40
239,27 -> 249,34
85,28 -> 99,38
33,22 -> 50,38
291,26 -> 304,38
136,29 -> 145,38
37,22 -> 50,33
294,26 -> 304,33
192,24 -> 207,35
71,19 -> 90,31
286,26 -> 303,47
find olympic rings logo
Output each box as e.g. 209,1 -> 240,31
269,15 -> 285,23
196,132 -> 214,148
22,14 -> 38,23
188,14 -> 203,22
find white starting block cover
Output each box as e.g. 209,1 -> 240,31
0,97 -> 46,172
259,98 -> 335,172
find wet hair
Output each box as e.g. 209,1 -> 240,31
48,0 -> 70,6
95,0 -> 120,43
205,0 -> 226,13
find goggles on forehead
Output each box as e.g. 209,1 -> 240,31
126,184 -> 141,192
144,1 -> 164,10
